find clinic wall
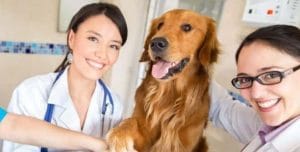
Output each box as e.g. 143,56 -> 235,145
0,0 -> 65,107
205,0 -> 257,151
214,0 -> 256,90
97,0 -> 150,117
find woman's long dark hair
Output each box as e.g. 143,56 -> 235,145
235,25 -> 300,63
55,2 -> 128,72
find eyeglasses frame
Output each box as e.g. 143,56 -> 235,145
231,64 -> 300,89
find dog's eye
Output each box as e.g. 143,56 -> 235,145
181,24 -> 192,32
157,22 -> 164,30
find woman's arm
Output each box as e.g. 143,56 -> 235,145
209,80 -> 263,144
0,112 -> 108,151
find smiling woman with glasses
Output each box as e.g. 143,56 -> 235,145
227,24 -> 300,152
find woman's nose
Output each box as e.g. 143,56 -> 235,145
95,46 -> 107,59
250,80 -> 266,99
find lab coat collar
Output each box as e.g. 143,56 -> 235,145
46,68 -> 81,130
46,68 -> 105,131
47,68 -> 70,108
272,117 -> 300,151
243,117 -> 300,152
47,68 -> 107,110
260,115 -> 299,144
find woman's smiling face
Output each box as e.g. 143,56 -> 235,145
68,14 -> 122,80
237,41 -> 300,126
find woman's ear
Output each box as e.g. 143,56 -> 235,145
68,30 -> 75,50
139,19 -> 159,62
197,18 -> 220,71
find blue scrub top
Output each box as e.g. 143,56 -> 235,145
0,107 -> 7,122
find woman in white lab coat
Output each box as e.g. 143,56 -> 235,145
3,2 -> 127,152
210,25 -> 300,152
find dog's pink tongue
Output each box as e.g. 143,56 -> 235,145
152,61 -> 172,79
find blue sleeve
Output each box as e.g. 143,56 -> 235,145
0,107 -> 8,122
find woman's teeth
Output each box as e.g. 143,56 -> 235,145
257,99 -> 279,108
87,59 -> 103,69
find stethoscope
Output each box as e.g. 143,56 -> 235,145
41,70 -> 114,152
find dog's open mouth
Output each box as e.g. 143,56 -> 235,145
151,57 -> 190,79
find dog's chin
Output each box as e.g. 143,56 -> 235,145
151,57 -> 190,80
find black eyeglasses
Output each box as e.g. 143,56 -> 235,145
231,64 -> 300,89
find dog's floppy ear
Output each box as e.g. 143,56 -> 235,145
139,18 -> 159,62
198,18 -> 220,71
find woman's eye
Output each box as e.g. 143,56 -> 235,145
240,77 -> 251,84
264,72 -> 280,79
87,36 -> 99,43
110,45 -> 120,51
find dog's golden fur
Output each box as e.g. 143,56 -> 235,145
107,9 -> 220,152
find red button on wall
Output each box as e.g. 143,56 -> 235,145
267,9 -> 273,15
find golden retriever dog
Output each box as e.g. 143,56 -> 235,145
107,9 -> 220,152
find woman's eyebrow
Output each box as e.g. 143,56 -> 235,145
86,30 -> 122,44
112,40 -> 122,45
236,73 -> 249,77
258,66 -> 283,72
236,66 -> 284,77
87,30 -> 102,37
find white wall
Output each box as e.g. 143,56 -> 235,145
206,0 -> 257,151
0,0 -> 65,107
102,0 -> 150,117
214,0 -> 256,89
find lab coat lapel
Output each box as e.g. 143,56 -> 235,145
55,103 -> 81,131
47,69 -> 81,131
242,136 -> 262,152
271,118 -> 300,151
243,118 -> 300,152
81,82 -> 102,136
81,81 -> 114,138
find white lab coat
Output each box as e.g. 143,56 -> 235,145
242,118 -> 300,152
3,69 -> 123,152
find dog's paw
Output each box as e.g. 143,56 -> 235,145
106,128 -> 138,152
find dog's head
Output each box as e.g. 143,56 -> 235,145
140,9 -> 219,81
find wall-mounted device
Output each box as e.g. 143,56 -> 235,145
242,0 -> 300,27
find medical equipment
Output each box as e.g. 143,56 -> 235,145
242,0 -> 300,27
40,70 -> 114,152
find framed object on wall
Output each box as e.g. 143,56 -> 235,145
58,0 -> 100,32
149,0 -> 225,25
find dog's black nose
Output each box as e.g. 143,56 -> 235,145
150,37 -> 168,52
